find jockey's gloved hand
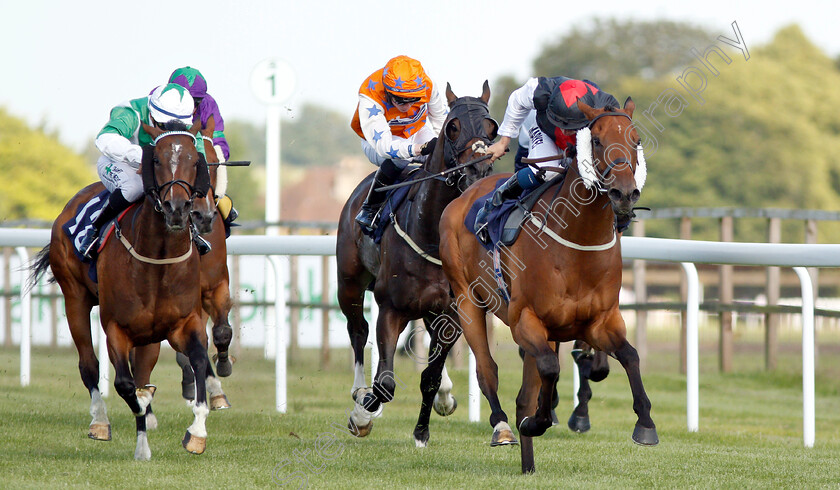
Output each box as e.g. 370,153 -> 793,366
420,137 -> 438,156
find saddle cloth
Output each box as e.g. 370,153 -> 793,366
61,189 -> 121,283
364,166 -> 422,244
465,173 -> 566,252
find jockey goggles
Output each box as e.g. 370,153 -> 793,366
389,93 -> 421,106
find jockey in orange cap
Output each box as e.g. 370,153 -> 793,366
350,55 -> 448,231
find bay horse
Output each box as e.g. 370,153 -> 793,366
439,98 -> 657,473
336,82 -> 496,447
29,121 -> 217,460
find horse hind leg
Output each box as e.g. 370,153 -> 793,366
568,341 -> 595,433
516,352 -> 541,474
413,315 -> 459,448
132,344 -> 161,431
337,268 -> 375,436
65,296 -> 110,441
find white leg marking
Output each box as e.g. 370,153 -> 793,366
187,402 -> 210,438
145,411 -> 158,431
351,362 -> 366,395
134,431 -> 151,461
89,389 -> 110,425
205,375 -> 223,398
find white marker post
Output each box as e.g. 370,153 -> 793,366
251,58 -> 296,361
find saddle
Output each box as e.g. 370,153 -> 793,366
62,189 -> 133,282
466,173 -> 566,251
365,165 -> 424,244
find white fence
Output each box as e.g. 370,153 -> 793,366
3,228 -> 840,447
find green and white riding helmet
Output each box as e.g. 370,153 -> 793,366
148,83 -> 194,125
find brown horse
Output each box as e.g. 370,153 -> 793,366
29,121 -> 217,460
439,98 -> 657,473
175,115 -> 235,400
336,82 -> 496,446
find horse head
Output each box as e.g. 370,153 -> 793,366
189,114 -> 219,234
140,120 -> 211,231
435,81 -> 497,191
576,97 -> 644,224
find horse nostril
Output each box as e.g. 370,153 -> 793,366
630,189 -> 641,203
162,201 -> 174,214
608,188 -> 622,202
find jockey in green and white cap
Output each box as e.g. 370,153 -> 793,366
79,83 -> 202,259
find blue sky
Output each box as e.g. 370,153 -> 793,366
1,0 -> 836,152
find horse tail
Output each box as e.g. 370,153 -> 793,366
26,245 -> 54,293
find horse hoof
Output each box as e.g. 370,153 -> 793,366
632,425 -> 659,446
567,414 -> 590,433
213,354 -> 234,377
490,422 -> 518,446
88,423 -> 111,441
518,416 -> 550,438
210,394 -> 231,410
348,418 -> 373,438
413,427 -> 430,447
182,431 -> 207,454
433,394 -> 457,417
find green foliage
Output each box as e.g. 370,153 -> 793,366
534,19 -> 715,88
617,24 -> 840,241
0,108 -> 96,222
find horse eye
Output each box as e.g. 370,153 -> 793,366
592,137 -> 602,147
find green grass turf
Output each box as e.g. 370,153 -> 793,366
1,334 -> 839,488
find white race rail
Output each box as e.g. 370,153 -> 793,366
4,229 -> 836,447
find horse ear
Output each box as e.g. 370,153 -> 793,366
142,122 -> 162,140
577,99 -> 600,121
445,82 -> 457,105
623,97 -> 635,118
480,80 -> 490,104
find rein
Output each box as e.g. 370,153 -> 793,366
376,153 -> 492,192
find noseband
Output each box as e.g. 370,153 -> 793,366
143,131 -> 210,213
575,112 -> 645,193
441,98 -> 498,188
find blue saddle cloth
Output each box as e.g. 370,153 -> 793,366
61,189 -> 111,282
363,173 -> 416,244
465,173 -> 567,252
465,180 -> 526,252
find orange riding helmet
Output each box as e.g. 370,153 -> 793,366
382,55 -> 428,100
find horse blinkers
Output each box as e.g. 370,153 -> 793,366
442,99 -> 498,188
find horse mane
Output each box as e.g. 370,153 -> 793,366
159,120 -> 190,132
602,104 -> 617,112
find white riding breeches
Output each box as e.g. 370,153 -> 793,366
96,155 -> 144,202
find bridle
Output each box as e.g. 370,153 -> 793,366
143,130 -> 210,213
439,97 -> 498,189
575,112 -> 646,194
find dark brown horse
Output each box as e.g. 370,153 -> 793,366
30,121 -> 218,459
440,98 -> 657,473
336,82 -> 496,446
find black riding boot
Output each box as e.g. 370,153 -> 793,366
355,159 -> 403,231
80,191 -> 132,259
191,223 -> 212,255
473,172 -> 525,234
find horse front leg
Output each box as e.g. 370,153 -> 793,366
175,322 -> 212,455
514,309 -> 559,439
105,322 -> 155,460
205,279 -> 234,377
413,314 -> 460,448
456,300 -> 516,446
614,340 -> 659,445
351,306 -> 405,437
516,351 -> 541,474
594,310 -> 658,446
133,343 -> 161,431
